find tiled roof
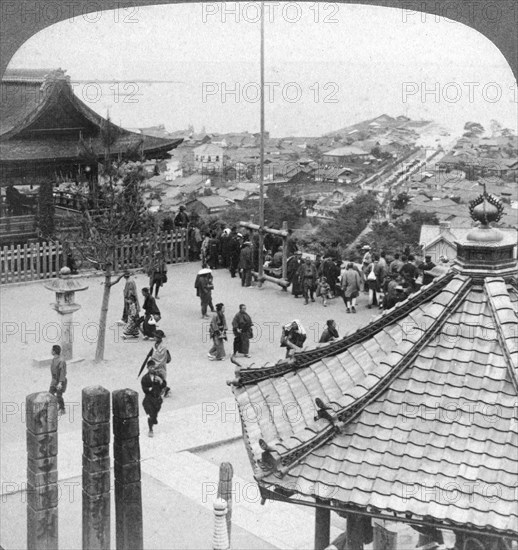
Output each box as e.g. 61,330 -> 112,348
232,270 -> 518,536
1,68 -> 181,160
323,146 -> 370,157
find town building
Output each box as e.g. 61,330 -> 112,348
186,195 -> 230,216
192,144 -> 224,174
322,146 -> 370,165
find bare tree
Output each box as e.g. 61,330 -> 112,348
75,161 -> 157,363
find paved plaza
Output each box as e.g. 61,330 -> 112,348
1,262 -> 403,549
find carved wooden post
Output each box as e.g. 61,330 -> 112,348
26,392 -> 59,550
217,462 -> 233,544
82,386 -> 111,550
112,389 -> 143,550
212,498 -> 229,550
314,498 -> 331,550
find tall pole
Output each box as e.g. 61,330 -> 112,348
257,1 -> 265,285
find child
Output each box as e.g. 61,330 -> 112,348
317,276 -> 331,307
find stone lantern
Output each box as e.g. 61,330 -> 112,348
43,266 -> 88,361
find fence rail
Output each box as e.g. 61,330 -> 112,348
0,230 -> 189,285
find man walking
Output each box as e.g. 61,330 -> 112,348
194,268 -> 215,319
232,304 -> 253,357
49,345 -> 67,416
148,251 -> 167,299
297,256 -> 317,305
239,241 -> 253,287
141,359 -> 166,437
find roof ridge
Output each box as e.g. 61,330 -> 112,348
484,278 -> 518,393
261,277 -> 473,478
231,272 -> 457,387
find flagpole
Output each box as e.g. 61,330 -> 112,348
258,0 -> 265,286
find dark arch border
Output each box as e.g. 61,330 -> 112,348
1,1 -> 517,82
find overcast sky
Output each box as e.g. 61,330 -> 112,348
9,2 -> 518,137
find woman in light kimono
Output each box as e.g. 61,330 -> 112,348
122,295 -> 140,339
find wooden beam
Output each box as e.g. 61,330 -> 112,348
251,270 -> 289,288
239,221 -> 288,238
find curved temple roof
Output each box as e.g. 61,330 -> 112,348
230,194 -> 518,538
0,68 -> 182,162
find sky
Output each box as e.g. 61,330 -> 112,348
8,2 -> 518,137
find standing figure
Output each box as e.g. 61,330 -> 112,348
361,245 -> 373,292
228,228 -> 241,278
341,262 -> 362,313
287,251 -> 304,297
400,255 -> 418,292
141,359 -> 166,437
320,257 -> 340,297
319,320 -> 339,343
194,268 -> 215,319
120,270 -> 139,324
366,253 -> 382,309
149,330 -> 171,397
122,294 -> 141,339
140,288 -> 161,339
280,320 -> 307,358
208,303 -> 227,361
49,345 -> 67,415
148,251 -> 167,299
390,253 -> 404,274
232,304 -> 253,357
419,255 -> 437,286
316,276 -> 331,307
174,205 -> 190,228
208,232 -> 220,270
200,233 -> 210,268
239,241 -> 253,287
297,257 -> 318,305
220,228 -> 232,269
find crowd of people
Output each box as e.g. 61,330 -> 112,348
51,209 -> 452,438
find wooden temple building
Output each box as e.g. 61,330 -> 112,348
0,68 -> 181,242
230,193 -> 517,549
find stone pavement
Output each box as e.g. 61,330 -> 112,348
0,261 -> 380,549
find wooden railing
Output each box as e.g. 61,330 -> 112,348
0,229 -> 189,284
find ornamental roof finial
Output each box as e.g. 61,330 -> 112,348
469,184 -> 504,227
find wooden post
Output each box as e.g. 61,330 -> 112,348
346,514 -> 366,550
212,498 -> 229,550
217,462 -> 233,544
26,392 -> 59,550
314,498 -> 331,550
112,389 -> 143,550
82,386 -> 111,550
281,221 -> 288,282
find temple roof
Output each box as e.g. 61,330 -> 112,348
0,68 -> 182,161
231,195 -> 518,537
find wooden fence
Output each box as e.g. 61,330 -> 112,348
0,230 -> 189,284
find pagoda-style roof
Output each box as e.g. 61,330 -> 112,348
0,68 -> 182,163
230,193 -> 518,539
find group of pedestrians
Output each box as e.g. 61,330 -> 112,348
116,252 -> 168,341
